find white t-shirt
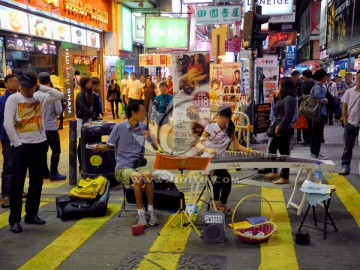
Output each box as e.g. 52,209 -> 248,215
325,82 -> 338,98
127,79 -> 143,100
202,123 -> 231,157
4,85 -> 64,147
121,78 -> 129,93
342,86 -> 360,127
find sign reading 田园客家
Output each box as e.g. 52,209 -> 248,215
195,5 -> 241,25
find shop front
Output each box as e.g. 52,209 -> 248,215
0,0 -> 112,118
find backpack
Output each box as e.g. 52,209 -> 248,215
298,87 -> 321,122
69,176 -> 107,200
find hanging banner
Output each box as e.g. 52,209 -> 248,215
319,0 -> 328,46
172,52 -> 211,155
195,5 -> 241,25
62,47 -> 74,119
255,55 -> 279,104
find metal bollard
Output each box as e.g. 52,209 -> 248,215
69,120 -> 77,185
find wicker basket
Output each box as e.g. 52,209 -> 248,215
231,195 -> 277,244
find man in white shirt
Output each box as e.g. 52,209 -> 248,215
4,71 -> 64,233
339,70 -> 360,176
125,72 -> 143,105
325,74 -> 338,125
120,71 -> 129,108
155,74 -> 161,96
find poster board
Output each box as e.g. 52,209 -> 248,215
255,55 -> 279,104
172,52 -> 210,155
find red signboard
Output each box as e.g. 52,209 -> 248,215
268,32 -> 297,47
13,0 -> 112,31
225,37 -> 242,52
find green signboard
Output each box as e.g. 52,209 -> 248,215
145,17 -> 188,49
121,6 -> 133,52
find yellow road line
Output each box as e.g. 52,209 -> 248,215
0,202 -> 48,229
259,187 -> 298,270
136,200 -> 204,270
19,203 -> 121,270
324,173 -> 360,227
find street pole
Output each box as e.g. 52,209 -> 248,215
348,0 -> 356,70
249,0 -> 257,143
69,120 -> 77,185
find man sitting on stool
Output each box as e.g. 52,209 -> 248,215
93,101 -> 160,227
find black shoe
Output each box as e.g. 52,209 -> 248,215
11,223 -> 23,233
58,126 -> 63,130
338,168 -> 350,176
24,215 -> 46,225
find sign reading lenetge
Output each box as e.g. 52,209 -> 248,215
195,5 -> 241,25
244,0 -> 294,16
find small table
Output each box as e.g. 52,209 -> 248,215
297,189 -> 338,240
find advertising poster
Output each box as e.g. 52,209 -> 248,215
209,63 -> 242,106
327,0 -> 360,55
255,55 -> 279,104
172,52 -> 210,155
139,54 -> 172,67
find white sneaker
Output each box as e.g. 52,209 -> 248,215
147,210 -> 158,226
316,154 -> 328,160
137,212 -> 148,227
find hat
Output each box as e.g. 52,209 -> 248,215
19,72 -> 38,87
38,72 -> 51,84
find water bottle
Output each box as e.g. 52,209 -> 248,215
313,162 -> 323,184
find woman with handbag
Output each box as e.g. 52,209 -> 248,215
107,79 -> 121,119
267,78 -> 296,184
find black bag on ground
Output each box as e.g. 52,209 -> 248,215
56,181 -> 110,220
126,180 -> 183,211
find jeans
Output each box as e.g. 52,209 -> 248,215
1,141 -> 12,198
268,128 -> 294,179
310,116 -> 325,156
9,142 -> 45,224
341,123 -> 359,169
44,130 -> 61,176
327,100 -> 335,123
212,169 -> 232,205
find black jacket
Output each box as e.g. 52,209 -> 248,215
107,84 -> 121,101
300,79 -> 315,96
76,92 -> 93,121
92,93 -> 102,120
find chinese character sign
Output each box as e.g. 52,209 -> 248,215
195,5 -> 241,25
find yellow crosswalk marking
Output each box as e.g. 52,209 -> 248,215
259,187 -> 299,270
0,202 -> 48,229
136,201 -> 204,269
19,203 -> 121,270
325,173 -> 360,227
